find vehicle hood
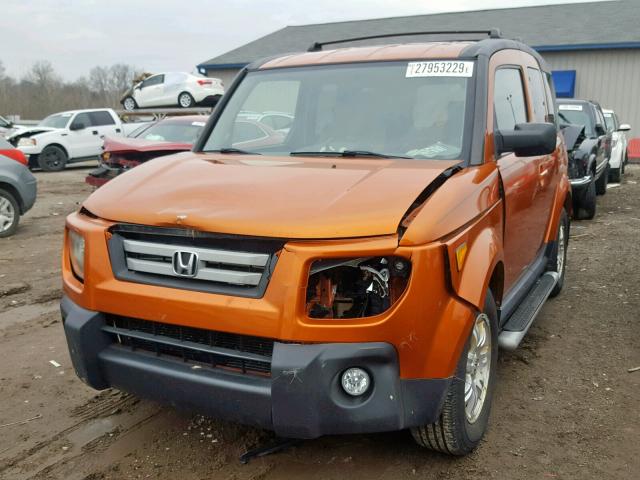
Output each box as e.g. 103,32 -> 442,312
103,136 -> 192,154
7,126 -> 59,141
83,152 -> 459,239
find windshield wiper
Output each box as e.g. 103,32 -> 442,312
209,147 -> 262,155
290,150 -> 410,159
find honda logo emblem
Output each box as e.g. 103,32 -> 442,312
172,251 -> 199,277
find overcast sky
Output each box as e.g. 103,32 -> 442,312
2,0 -> 602,80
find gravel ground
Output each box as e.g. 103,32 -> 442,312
0,164 -> 638,480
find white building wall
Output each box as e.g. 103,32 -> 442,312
542,49 -> 640,138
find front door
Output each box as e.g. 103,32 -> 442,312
491,57 -> 553,289
68,112 -> 102,158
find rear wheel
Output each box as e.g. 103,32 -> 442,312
547,208 -> 569,297
178,92 -> 194,108
38,145 -> 68,171
596,165 -> 609,195
411,291 -> 498,455
0,188 -> 20,237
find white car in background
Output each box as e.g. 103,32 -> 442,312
603,108 -> 631,182
121,72 -> 224,111
8,109 -> 146,171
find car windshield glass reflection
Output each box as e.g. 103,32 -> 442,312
203,62 -> 471,160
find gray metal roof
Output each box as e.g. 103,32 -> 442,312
199,0 -> 640,68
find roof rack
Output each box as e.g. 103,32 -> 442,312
307,28 -> 502,52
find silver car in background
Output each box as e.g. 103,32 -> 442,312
0,155 -> 37,237
603,108 -> 631,182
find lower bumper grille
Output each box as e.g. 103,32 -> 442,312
104,316 -> 274,376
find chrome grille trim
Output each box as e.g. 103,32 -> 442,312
122,239 -> 270,267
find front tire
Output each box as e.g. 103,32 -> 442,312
38,145 -> 68,171
0,188 -> 20,237
547,208 -> 569,297
178,92 -> 195,108
596,165 -> 609,195
123,96 -> 137,111
574,178 -> 596,220
411,291 -> 498,455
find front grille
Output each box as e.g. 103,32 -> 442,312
107,224 -> 285,298
104,316 -> 274,376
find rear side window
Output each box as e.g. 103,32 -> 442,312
494,68 -> 527,130
89,111 -> 115,126
526,68 -> 548,123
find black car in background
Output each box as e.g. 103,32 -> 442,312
558,99 -> 612,219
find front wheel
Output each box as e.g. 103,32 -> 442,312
178,92 -> 195,108
122,96 -> 137,111
547,208 -> 569,297
595,165 -> 609,195
0,188 -> 20,237
411,291 -> 498,455
38,145 -> 68,171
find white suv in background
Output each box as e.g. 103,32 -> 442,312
121,72 -> 224,111
603,108 -> 631,182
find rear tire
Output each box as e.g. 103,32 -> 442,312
596,165 -> 609,195
411,291 -> 498,455
38,145 -> 68,172
178,92 -> 194,108
0,188 -> 20,238
574,178 -> 597,220
547,208 -> 569,297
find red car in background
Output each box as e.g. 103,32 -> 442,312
0,137 -> 28,166
86,116 -> 209,187
86,116 -> 286,187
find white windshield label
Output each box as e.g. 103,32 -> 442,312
559,104 -> 583,111
406,61 -> 474,78
191,121 -> 206,126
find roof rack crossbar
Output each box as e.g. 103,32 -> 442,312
307,28 -> 502,52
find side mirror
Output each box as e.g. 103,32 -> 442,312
618,123 -> 631,132
496,123 -> 557,157
69,122 -> 86,131
595,123 -> 606,136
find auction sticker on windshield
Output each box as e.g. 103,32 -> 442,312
406,61 -> 474,78
559,104 -> 583,111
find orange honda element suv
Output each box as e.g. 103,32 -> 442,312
61,30 -> 571,455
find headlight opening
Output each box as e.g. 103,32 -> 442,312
305,256 -> 410,319
68,229 -> 86,281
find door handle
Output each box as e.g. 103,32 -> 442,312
92,130 -> 99,135
115,128 -> 121,133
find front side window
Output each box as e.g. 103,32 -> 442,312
203,62 -> 472,160
494,68 -> 527,131
71,112 -> 92,129
142,75 -> 164,88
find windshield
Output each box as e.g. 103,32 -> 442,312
203,61 -> 472,160
136,119 -> 206,144
558,104 -> 594,137
39,113 -> 72,129
603,113 -> 616,132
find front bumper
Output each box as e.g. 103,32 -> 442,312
570,174 -> 592,190
61,295 -> 450,438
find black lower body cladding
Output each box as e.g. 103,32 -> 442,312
60,295 -> 450,438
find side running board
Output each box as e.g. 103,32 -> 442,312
498,272 -> 559,350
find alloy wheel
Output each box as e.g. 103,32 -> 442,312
0,195 -> 16,233
465,313 -> 492,423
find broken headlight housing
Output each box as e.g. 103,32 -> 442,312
306,256 -> 411,319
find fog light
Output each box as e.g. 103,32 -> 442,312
341,367 -> 370,396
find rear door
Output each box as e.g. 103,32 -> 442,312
89,110 -> 120,139
490,51 -> 555,289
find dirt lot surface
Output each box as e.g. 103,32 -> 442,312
0,165 -> 638,480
